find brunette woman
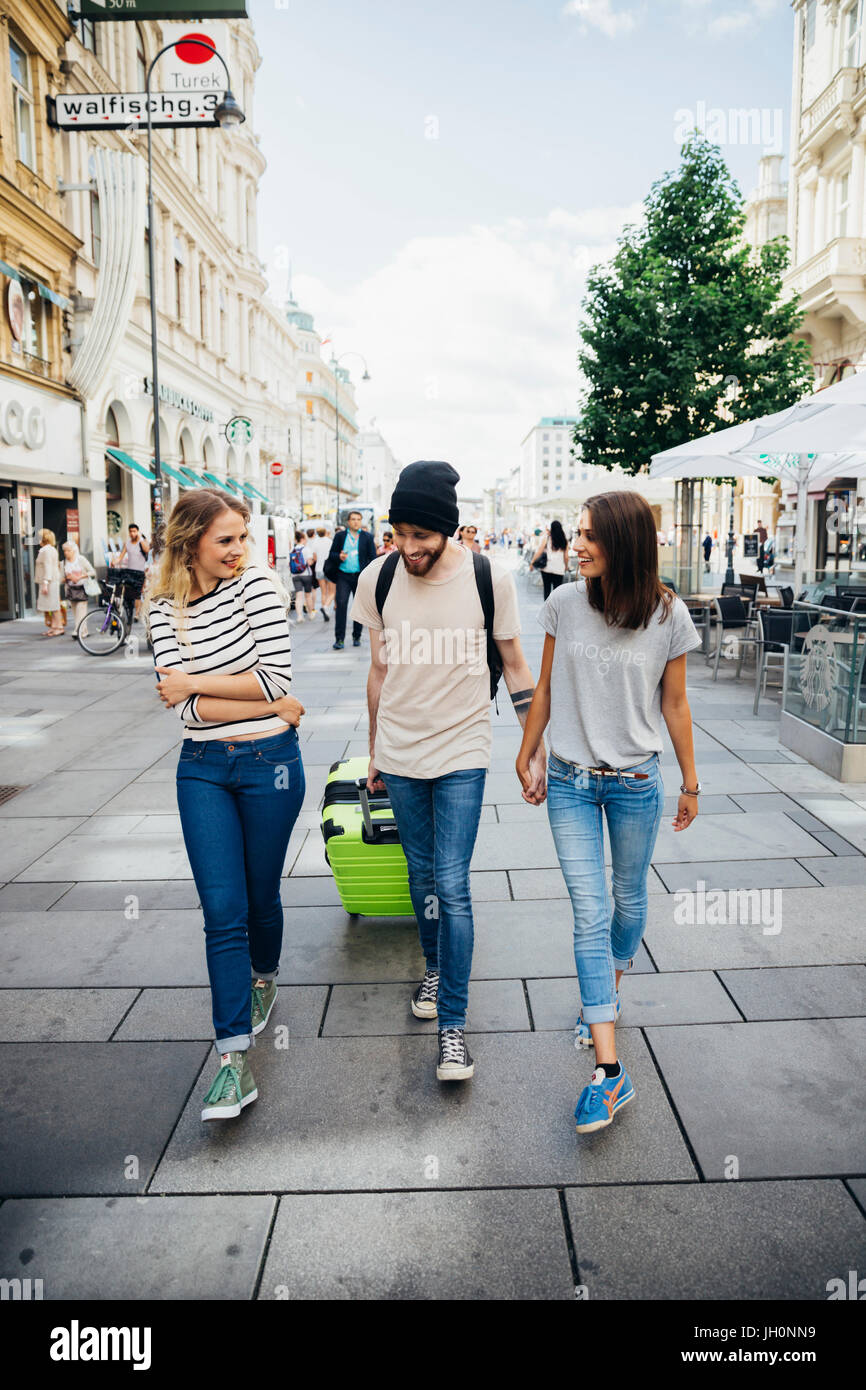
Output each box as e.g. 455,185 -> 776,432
516,491 -> 701,1135
146,488 -> 305,1123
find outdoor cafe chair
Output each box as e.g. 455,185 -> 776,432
711,595 -> 761,681
753,608 -> 796,715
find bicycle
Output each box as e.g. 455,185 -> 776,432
76,575 -> 134,655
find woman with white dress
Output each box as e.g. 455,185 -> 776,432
530,519 -> 569,600
35,529 -> 63,635
62,541 -> 97,635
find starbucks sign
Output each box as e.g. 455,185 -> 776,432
225,416 -> 254,445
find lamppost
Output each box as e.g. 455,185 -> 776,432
724,483 -> 737,587
145,40 -> 244,555
331,350 -> 370,522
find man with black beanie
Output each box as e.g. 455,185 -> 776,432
352,460 -> 546,1082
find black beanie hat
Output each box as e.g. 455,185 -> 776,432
388,460 -> 460,536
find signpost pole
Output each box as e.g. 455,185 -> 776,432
145,67 -> 165,560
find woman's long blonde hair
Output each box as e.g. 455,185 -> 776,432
145,489 -> 251,651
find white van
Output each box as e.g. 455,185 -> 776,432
247,512 -> 296,590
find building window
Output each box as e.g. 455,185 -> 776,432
173,237 -> 185,323
199,265 -> 208,337
845,1 -> 862,66
135,24 -> 147,89
20,280 -> 47,364
542,432 -> 549,440
804,0 -> 817,51
90,191 -> 102,268
9,37 -> 35,169
143,230 -> 151,298
79,20 -> 97,54
838,171 -> 850,238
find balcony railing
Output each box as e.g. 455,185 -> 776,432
802,66 -> 861,141
785,237 -> 866,299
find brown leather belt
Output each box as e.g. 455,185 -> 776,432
551,752 -> 651,780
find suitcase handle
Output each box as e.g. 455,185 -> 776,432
357,781 -> 399,843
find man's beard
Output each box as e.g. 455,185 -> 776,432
401,534 -> 448,576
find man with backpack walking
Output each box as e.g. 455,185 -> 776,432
351,461 -> 546,1081
289,530 -> 315,622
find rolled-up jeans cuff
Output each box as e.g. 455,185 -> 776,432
251,968 -> 279,982
612,956 -> 634,972
580,1004 -> 618,1024
214,1032 -> 252,1054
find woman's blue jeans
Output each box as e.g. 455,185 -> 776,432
546,752 -> 664,1024
381,768 -> 487,1029
176,727 -> 305,1053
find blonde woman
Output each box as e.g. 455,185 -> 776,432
35,529 -> 63,635
62,540 -> 96,634
146,488 -> 306,1124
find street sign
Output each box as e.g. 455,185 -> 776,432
74,2 -> 247,20
47,91 -> 225,130
225,416 -> 254,444
270,461 -> 284,476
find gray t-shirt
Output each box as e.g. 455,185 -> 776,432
538,581 -> 701,769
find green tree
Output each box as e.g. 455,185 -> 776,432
575,135 -> 813,475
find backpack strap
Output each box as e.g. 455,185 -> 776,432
471,550 -> 494,632
374,549 -> 401,617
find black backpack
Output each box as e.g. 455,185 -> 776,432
374,549 -> 503,702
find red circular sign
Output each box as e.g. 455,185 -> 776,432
270,461 -> 284,476
176,32 -> 216,65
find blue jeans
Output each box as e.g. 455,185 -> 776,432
546,752 -> 664,1024
381,768 -> 486,1029
176,727 -> 305,1053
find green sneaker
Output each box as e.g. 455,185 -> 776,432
201,1051 -> 258,1122
251,978 -> 278,1035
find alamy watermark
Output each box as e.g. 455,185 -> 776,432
382,622 -> 486,673
673,879 -> 781,935
674,102 -> 782,152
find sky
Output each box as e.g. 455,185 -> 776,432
249,0 -> 795,494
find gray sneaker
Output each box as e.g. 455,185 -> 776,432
201,1050 -> 258,1121
436,1027 -> 474,1081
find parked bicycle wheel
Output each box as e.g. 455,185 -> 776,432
76,606 -> 127,655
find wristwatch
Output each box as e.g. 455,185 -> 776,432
680,782 -> 702,796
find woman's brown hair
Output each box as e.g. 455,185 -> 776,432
581,490 -> 673,630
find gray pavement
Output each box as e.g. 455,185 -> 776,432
0,561 -> 864,1301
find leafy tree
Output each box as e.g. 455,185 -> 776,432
575,135 -> 813,476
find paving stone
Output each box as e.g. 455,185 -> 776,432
0,988 -> 140,1041
645,1019 -> 866,1178
741,749 -> 802,763
661,794 -> 742,815
259,1190 -> 574,1300
0,1042 -> 209,1196
565,1180 -> 866,1300
652,859 -> 819,892
0,770 -> 134,818
152,1030 -> 696,1192
0,1195 -> 276,1300
717,966 -> 866,1021
54,880 -> 201,911
655,762 -> 774,794
115,985 -> 327,1040
808,830 -> 863,855
18,824 -> 307,882
322,979 -> 529,1036
0,818 -> 87,881
98,780 -> 180,815
0,910 -> 208,987
469,822 -> 559,871
846,1179 -> 866,1216
794,797 -> 866,853
644,885 -> 866,970
0,881 -> 74,910
527,970 -> 740,1031
651,811 -> 829,863
796,856 -> 866,886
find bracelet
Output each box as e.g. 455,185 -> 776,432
680,784 -> 701,796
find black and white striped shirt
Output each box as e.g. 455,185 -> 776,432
148,565 -> 293,741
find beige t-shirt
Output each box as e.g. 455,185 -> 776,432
352,547 -> 521,778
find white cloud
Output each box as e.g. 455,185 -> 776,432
270,207 -> 637,494
562,0 -> 638,39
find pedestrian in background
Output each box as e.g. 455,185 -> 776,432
354,460 -> 545,1082
530,519 -> 568,599
325,509 -> 376,650
311,526 -> 333,621
377,529 -> 396,556
457,524 -> 481,553
62,540 -> 96,634
702,532 -> 713,573
516,490 -> 701,1137
112,522 -> 149,625
35,529 -> 63,636
146,487 -> 305,1125
290,530 -> 315,622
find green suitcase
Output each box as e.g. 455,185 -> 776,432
321,757 -> 415,916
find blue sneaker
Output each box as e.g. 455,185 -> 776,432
574,1064 -> 634,1134
574,991 -> 622,1049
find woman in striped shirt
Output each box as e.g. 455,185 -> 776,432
147,488 -> 305,1123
